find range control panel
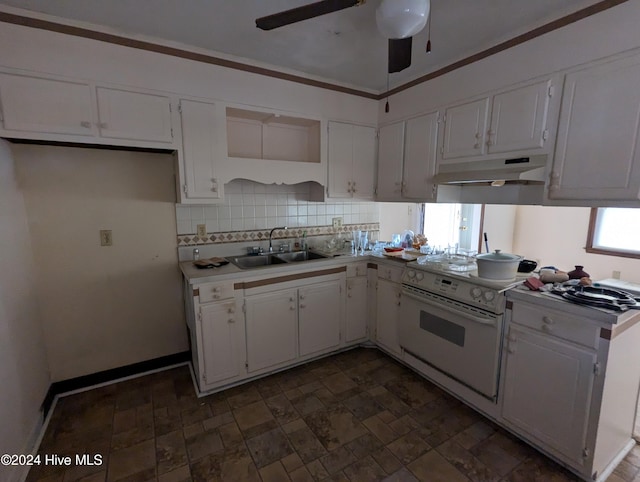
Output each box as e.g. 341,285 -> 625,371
403,267 -> 506,314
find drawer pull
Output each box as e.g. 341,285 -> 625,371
542,324 -> 553,332
300,304 -> 306,309
228,307 -> 235,314
542,316 -> 555,324
228,318 -> 235,323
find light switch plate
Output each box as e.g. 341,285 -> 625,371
197,224 -> 207,237
100,230 -> 112,246
332,217 -> 343,229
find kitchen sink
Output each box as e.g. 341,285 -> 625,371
227,254 -> 288,269
274,251 -> 328,262
227,251 -> 328,269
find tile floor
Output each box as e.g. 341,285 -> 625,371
27,348 -> 640,482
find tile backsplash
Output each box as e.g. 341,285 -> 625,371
176,180 -> 379,235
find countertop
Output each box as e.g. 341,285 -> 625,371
507,285 -> 640,328
179,250 -> 411,285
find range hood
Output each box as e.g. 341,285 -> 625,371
432,155 -> 547,185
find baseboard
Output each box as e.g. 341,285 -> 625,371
40,351 -> 190,416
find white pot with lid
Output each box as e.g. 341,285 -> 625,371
475,250 -> 523,280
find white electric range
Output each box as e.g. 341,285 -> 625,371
398,261 -> 526,401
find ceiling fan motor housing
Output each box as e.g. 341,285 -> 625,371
376,0 -> 430,39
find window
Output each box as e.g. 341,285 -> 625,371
586,207 -> 640,258
421,203 -> 483,252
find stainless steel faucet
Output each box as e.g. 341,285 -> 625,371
268,226 -> 287,253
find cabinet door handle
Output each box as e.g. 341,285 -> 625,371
542,316 -> 555,324
289,297 -> 295,302
542,324 -> 553,332
348,293 -> 352,298
475,132 -> 481,139
473,143 -> 480,149
98,122 -> 108,129
80,121 -> 91,128
289,306 -> 295,310
300,304 -> 306,309
228,307 -> 235,314
508,347 -> 516,354
299,294 -> 305,300
228,318 -> 235,323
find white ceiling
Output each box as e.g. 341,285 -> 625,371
0,0 -> 603,93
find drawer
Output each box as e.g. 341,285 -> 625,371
347,262 -> 368,278
197,282 -> 235,303
510,302 -> 600,349
378,264 -> 403,283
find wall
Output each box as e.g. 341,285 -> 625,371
14,144 -> 187,381
482,205 -> 517,254
0,140 -> 50,482
378,202 -> 420,241
512,205 -> 640,284
177,180 -> 379,234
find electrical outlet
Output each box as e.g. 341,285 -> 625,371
332,217 -> 343,229
197,224 -> 207,237
612,270 -> 621,279
100,230 -> 112,246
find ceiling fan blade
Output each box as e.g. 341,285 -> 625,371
388,37 -> 412,73
256,0 -> 359,31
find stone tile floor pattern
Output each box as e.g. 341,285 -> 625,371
27,348 -> 640,482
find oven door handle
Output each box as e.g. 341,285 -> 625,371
402,291 -> 498,327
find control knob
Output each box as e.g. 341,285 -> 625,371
407,270 -> 416,278
416,272 -> 424,281
483,291 -> 495,301
471,287 -> 482,298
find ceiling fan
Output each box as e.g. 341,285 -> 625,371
255,0 -> 431,74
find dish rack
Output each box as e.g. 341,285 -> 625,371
417,253 -> 477,272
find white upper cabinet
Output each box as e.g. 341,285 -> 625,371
489,80 -> 551,154
548,53 -> 640,203
177,99 -> 223,203
377,113 -> 441,201
0,71 -> 176,148
327,121 -> 376,199
0,73 -> 95,136
439,78 -> 555,164
403,112 -> 439,200
441,98 -> 490,160
96,87 -> 173,143
376,121 -> 406,199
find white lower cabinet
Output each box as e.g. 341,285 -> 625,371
345,275 -> 368,342
376,278 -> 402,356
299,280 -> 342,356
502,324 -> 596,464
502,294 -> 640,481
245,288 -> 299,373
199,300 -> 243,386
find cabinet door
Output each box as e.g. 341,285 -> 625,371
441,98 -> 489,160
179,99 -> 222,201
377,122 -> 405,199
0,73 -> 94,136
200,301 -> 241,387
549,54 -> 640,201
96,87 -> 173,143
346,276 -> 368,342
299,280 -> 342,357
327,121 -> 353,198
489,80 -> 551,154
403,112 -> 439,200
245,289 -> 298,372
376,279 -> 402,356
502,325 -> 596,463
351,124 -> 376,199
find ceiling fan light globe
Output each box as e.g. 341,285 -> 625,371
376,0 -> 430,39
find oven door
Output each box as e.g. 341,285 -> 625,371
399,289 -> 503,399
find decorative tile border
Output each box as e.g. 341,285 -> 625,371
176,223 -> 380,246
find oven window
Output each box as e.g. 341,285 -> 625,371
419,310 -> 465,347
